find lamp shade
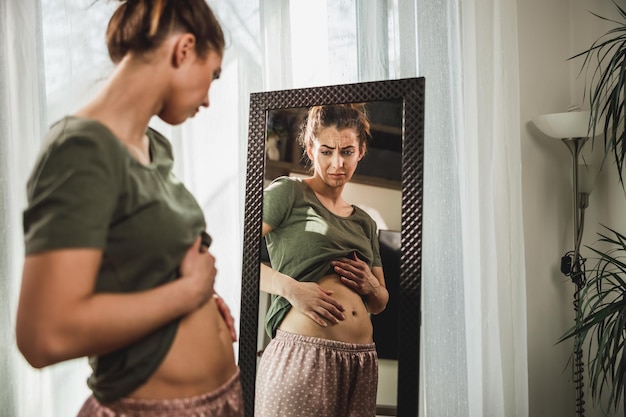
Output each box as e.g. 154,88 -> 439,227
532,111 -> 594,139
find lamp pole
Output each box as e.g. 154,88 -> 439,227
562,136 -> 589,417
562,136 -> 589,285
532,111 -> 594,417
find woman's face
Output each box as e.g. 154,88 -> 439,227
160,47 -> 223,125
307,126 -> 364,188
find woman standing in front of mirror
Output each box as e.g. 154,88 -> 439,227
256,104 -> 389,417
15,1 -> 243,416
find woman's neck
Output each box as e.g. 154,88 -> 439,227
75,56 -> 165,148
305,177 -> 352,216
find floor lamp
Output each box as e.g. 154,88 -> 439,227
533,110 -> 597,417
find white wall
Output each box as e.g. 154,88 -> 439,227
342,182 -> 402,231
519,1 -> 623,416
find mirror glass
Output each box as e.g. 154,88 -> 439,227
239,78 -> 425,417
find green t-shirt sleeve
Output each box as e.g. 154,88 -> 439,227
263,176 -> 295,228
23,127 -> 121,254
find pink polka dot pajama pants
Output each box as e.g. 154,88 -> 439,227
254,330 -> 378,417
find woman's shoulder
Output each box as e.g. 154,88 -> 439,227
269,175 -> 304,185
29,116 -> 130,191
352,205 -> 380,228
266,176 -> 306,193
49,116 -> 112,139
45,116 -> 126,156
263,177 -> 308,217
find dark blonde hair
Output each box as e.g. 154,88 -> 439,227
298,103 -> 372,154
106,0 -> 225,63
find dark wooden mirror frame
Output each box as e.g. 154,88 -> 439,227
239,77 -> 425,417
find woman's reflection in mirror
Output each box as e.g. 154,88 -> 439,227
255,104 -> 389,417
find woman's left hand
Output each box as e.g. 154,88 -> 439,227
213,293 -> 237,342
331,254 -> 380,296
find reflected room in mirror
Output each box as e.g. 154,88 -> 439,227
239,78 -> 424,417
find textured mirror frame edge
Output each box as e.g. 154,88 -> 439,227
239,77 -> 425,417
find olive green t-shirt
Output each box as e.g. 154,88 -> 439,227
23,116 -> 208,403
262,176 -> 382,337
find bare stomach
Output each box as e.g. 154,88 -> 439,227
278,274 -> 373,344
129,296 -> 238,399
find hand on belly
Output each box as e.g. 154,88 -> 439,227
279,274 -> 373,344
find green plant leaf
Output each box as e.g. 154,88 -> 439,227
571,3 -> 626,187
559,224 -> 626,412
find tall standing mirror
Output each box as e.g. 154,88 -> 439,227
239,77 -> 424,417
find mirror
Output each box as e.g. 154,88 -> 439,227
239,78 -> 425,417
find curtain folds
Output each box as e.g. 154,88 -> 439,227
0,0 -> 528,416
417,0 -> 527,416
458,0 -> 528,416
416,0 -> 470,414
1,1 -> 54,416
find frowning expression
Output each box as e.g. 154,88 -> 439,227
307,126 -> 364,188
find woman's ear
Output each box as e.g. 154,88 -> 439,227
306,145 -> 314,161
172,33 -> 197,68
358,144 -> 366,161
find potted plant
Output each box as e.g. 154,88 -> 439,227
561,226 -> 626,415
560,2 -> 626,415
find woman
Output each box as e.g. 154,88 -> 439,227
255,104 -> 390,417
15,1 -> 243,416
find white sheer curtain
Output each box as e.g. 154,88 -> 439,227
463,1 -> 528,416
0,0 -> 528,416
417,0 -> 528,415
458,0 -> 528,416
1,2 -> 67,416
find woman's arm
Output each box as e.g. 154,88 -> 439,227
16,237 -> 214,368
363,266 -> 389,314
260,222 -> 345,327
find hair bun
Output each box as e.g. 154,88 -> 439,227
106,0 -> 224,63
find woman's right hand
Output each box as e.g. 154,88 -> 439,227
179,237 -> 217,310
18,239 -> 218,368
286,281 -> 345,327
